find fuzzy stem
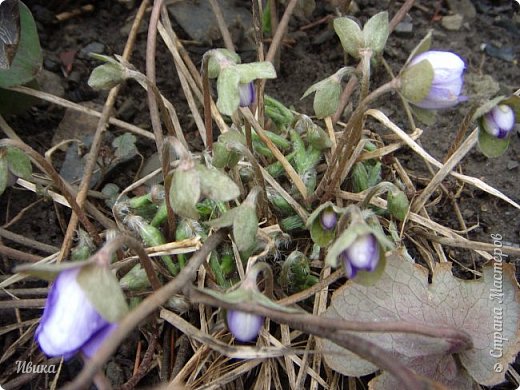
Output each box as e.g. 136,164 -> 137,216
202,54 -> 213,151
313,79 -> 398,202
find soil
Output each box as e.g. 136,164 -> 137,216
0,0 -> 519,389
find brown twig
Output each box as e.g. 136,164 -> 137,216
120,336 -> 158,390
61,229 -> 227,390
266,0 -> 297,63
208,0 -> 235,52
0,245 -> 42,262
0,227 -> 59,254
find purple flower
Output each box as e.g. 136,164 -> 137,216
239,82 -> 255,107
226,310 -> 263,342
340,233 -> 379,279
35,268 -> 116,359
320,210 -> 338,231
408,51 -> 466,110
481,104 -> 515,139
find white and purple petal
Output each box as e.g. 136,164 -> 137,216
341,233 -> 379,278
238,82 -> 255,107
36,268 -> 111,358
226,310 -> 263,342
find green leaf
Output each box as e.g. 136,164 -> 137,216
14,260 -> 93,282
319,253 -> 520,387
410,105 -> 437,125
333,17 -> 363,58
387,190 -> 409,221
362,11 -> 389,54
112,133 -> 137,159
307,124 -> 332,150
169,167 -> 201,219
216,67 -> 241,116
6,146 -> 31,179
88,62 -> 127,90
500,95 -> 520,122
399,59 -> 434,104
77,264 -> 129,322
196,164 -> 240,202
0,156 -> 9,195
310,218 -> 336,247
0,1 -> 42,88
477,128 -> 510,158
206,207 -> 239,229
352,162 -> 369,192
404,30 -> 432,67
233,204 -> 258,253
207,49 -> 241,79
236,62 -> 276,84
313,79 -> 341,119
0,0 -> 20,69
471,96 -> 505,122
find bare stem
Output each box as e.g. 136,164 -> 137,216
202,54 -> 213,151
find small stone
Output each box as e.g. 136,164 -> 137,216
79,42 -> 105,59
395,14 -> 413,37
507,160 -> 519,170
442,14 -> 464,31
36,69 -> 65,98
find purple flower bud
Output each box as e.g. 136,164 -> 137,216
340,233 -> 379,279
35,268 -> 116,359
481,104 -> 516,139
226,310 -> 263,342
320,210 -> 338,231
239,82 -> 255,107
409,51 -> 466,110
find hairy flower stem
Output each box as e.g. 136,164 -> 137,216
0,139 -> 101,245
313,79 -> 399,202
202,54 -> 213,151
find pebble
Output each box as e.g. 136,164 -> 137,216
507,160 -> 519,170
395,14 -> 413,37
442,14 -> 464,31
79,42 -> 105,59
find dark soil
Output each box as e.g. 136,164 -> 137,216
0,0 -> 519,388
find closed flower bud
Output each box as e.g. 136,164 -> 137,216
226,310 -> 264,342
320,210 -> 338,231
340,233 -> 379,279
401,51 -> 466,110
481,104 -> 515,139
239,82 -> 255,107
35,268 -> 116,359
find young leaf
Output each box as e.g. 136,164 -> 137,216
236,62 -> 276,84
313,79 -> 341,119
333,17 -> 363,58
112,133 -> 137,159
77,264 -> 129,322
0,154 -> 9,195
197,164 -> 240,201
362,11 -> 389,55
477,128 -> 510,158
216,67 -> 241,116
6,146 -> 31,179
319,252 -> 520,387
170,168 -> 201,219
233,204 -> 258,253
0,1 -> 42,88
